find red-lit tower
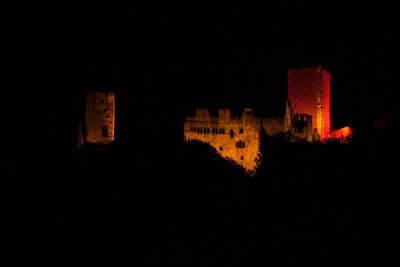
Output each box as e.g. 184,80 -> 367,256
287,66 -> 330,139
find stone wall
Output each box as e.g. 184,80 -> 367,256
85,91 -> 115,144
184,108 -> 261,171
290,113 -> 313,142
319,68 -> 331,139
262,117 -> 284,136
261,100 -> 313,142
183,102 -> 318,171
288,66 -> 330,139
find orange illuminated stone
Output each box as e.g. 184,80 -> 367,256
184,108 -> 261,172
84,91 -> 115,144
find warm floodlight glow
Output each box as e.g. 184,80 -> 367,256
182,67 -> 351,170
288,66 -> 330,139
184,108 -> 261,172
85,91 -> 115,144
329,127 -> 352,142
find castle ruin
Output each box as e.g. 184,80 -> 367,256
184,66 -> 351,171
78,91 -> 115,146
288,66 -> 331,139
76,67 -> 351,172
183,102 -> 316,172
184,108 -> 262,171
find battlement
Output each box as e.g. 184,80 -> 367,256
193,108 -> 211,121
290,113 -> 313,142
187,108 -> 256,123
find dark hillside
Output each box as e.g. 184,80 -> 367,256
53,129 -> 398,264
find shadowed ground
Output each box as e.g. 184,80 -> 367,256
49,127 -> 399,265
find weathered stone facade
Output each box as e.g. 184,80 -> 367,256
184,103 -> 318,171
288,66 -> 330,139
184,100 -> 319,171
182,67 -> 355,170
289,113 -> 313,142
184,108 -> 262,171
262,100 -> 314,142
84,91 -> 115,144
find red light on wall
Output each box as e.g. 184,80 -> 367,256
329,127 -> 352,142
288,67 -> 330,139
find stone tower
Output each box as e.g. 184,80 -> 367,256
287,66 -> 330,139
84,91 -> 115,144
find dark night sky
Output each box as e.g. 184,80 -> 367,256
28,4 -> 397,264
71,3 -> 396,144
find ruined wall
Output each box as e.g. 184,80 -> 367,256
319,68 -> 331,139
262,100 -> 290,137
85,91 -> 115,144
291,114 -> 313,142
288,66 -> 330,139
262,100 -> 313,142
184,108 -> 261,172
262,117 -> 284,136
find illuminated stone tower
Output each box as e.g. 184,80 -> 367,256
84,91 -> 115,144
287,66 -> 330,139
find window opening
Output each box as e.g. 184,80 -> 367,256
102,126 -> 108,137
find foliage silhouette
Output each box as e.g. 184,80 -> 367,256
63,128 -> 398,265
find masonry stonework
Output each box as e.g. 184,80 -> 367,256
184,108 -> 262,171
84,91 -> 115,144
288,66 -> 330,139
